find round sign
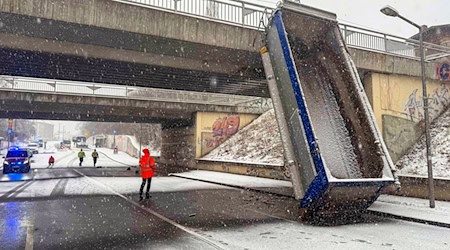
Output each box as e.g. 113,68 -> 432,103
439,62 -> 450,81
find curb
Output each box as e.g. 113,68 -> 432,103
366,209 -> 450,229
169,173 -> 294,198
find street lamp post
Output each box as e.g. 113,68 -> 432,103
381,6 -> 435,208
113,129 -> 116,150
139,123 -> 142,159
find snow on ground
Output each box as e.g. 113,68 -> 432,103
396,106 -> 450,178
202,217 -> 449,250
1,171 -> 450,249
31,149 -> 74,168
0,141 -> 139,169
94,147 -> 139,166
31,147 -> 139,169
202,109 -> 284,165
173,170 -> 292,189
370,194 -> 450,225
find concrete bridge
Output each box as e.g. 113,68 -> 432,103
0,75 -> 267,168
0,0 -> 448,96
0,75 -> 269,122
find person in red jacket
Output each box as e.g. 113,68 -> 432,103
139,148 -> 156,201
48,156 -> 55,168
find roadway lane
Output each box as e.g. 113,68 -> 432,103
0,195 -> 221,249
0,169 -> 449,249
29,147 -> 138,169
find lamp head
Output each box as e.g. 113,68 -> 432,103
380,5 -> 399,17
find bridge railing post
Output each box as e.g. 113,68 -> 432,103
343,24 -> 348,43
384,34 -> 388,53
241,2 -> 245,25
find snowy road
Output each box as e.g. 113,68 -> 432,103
0,168 -> 449,249
28,146 -> 139,169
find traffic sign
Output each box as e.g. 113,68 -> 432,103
7,119 -> 13,129
438,62 -> 449,81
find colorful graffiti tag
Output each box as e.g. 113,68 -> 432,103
206,114 -> 240,148
404,84 -> 449,122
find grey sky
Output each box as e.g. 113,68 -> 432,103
252,0 -> 448,38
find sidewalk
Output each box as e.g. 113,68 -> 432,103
369,195 -> 450,226
170,170 -> 294,196
171,170 -> 450,226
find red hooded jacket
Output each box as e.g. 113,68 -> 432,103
139,149 -> 156,178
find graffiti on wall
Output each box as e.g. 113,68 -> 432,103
206,114 -> 240,149
404,83 -> 449,122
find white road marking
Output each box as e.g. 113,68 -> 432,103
73,169 -> 226,250
25,223 -> 34,250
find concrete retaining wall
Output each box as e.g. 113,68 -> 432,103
364,72 -> 450,161
387,175 -> 450,201
194,160 -> 288,180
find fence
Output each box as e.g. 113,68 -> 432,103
120,0 -> 450,60
121,0 -> 271,27
340,23 -> 450,60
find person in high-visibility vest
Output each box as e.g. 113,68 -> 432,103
92,149 -> 99,167
78,149 -> 86,167
139,148 -> 156,201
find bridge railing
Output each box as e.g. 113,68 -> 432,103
121,0 -> 271,28
120,0 -> 450,60
0,75 -> 271,113
340,23 -> 450,60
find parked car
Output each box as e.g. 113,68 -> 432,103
27,143 -> 39,154
3,148 -> 32,174
61,140 -> 72,149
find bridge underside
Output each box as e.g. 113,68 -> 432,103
0,47 -> 269,97
0,90 -> 252,126
0,10 -> 269,97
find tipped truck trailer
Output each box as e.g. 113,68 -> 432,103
261,2 -> 398,217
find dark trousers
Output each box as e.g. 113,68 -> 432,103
93,157 -> 98,166
79,158 -> 83,166
140,178 -> 152,196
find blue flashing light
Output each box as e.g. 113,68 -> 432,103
7,174 -> 25,181
17,162 -> 22,165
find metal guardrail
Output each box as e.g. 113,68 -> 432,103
340,23 -> 450,60
120,0 -> 271,28
119,0 -> 450,60
0,76 -> 271,112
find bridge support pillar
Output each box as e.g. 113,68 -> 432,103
160,118 -> 196,169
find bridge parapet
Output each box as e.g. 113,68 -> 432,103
0,75 -> 270,114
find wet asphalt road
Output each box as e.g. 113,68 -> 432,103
1,195 -> 219,250
1,168 -> 450,249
